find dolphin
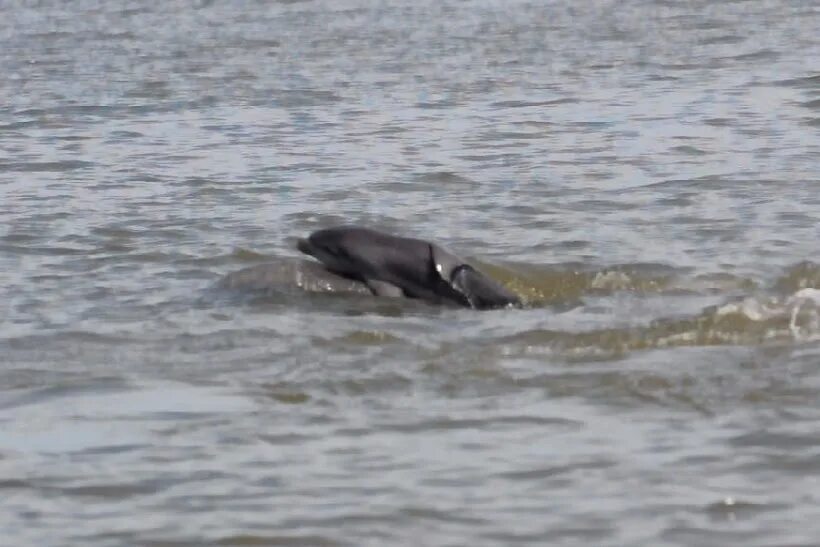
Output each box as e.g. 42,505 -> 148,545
219,257 -> 372,295
297,226 -> 521,310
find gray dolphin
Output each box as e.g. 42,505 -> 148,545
297,226 -> 521,310
219,257 -> 372,295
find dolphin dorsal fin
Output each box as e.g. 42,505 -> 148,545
430,244 -> 465,282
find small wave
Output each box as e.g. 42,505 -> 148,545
479,262 -> 714,306
0,160 -> 95,172
500,287 -> 820,358
773,261 -> 820,292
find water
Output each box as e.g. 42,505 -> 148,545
1,0 -> 819,545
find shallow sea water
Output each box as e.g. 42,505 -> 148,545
1,1 -> 819,545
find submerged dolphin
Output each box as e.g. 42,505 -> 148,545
219,257 -> 372,296
297,226 -> 521,310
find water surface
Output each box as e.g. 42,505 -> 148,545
1,1 -> 819,545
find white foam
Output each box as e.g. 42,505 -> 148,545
787,288 -> 820,341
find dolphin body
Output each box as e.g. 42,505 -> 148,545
297,226 -> 521,310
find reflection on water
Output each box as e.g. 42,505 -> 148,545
1,0 -> 819,545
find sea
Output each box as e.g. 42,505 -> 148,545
1,1 -> 819,545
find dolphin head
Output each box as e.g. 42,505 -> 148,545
297,228 -> 362,278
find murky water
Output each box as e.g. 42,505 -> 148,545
1,0 -> 819,545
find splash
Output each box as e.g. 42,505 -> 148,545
787,288 -> 820,342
